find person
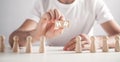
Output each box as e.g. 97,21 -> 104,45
9,0 -> 120,51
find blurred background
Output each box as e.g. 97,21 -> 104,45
0,0 -> 120,45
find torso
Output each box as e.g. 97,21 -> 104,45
42,0 -> 96,46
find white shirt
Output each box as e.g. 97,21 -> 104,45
28,0 -> 114,46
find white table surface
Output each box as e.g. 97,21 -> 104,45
0,46 -> 120,62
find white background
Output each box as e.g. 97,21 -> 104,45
0,0 -> 120,44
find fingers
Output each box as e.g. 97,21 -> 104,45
65,43 -> 75,51
82,41 -> 89,45
45,24 -> 64,38
80,34 -> 90,43
64,34 -> 91,51
41,12 -> 50,21
46,9 -> 62,22
79,34 -> 87,40
65,43 -> 90,51
54,28 -> 64,34
49,10 -> 55,21
63,40 -> 89,51
54,9 -> 61,20
63,38 -> 75,50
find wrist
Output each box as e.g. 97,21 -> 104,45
34,18 -> 48,37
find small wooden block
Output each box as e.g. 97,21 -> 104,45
12,36 -> 19,53
90,36 -> 96,53
102,36 -> 109,52
39,36 -> 46,53
25,36 -> 32,53
75,36 -> 82,53
54,20 -> 69,29
0,35 -> 5,52
115,35 -> 120,52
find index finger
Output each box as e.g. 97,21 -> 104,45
63,38 -> 76,50
54,9 -> 61,20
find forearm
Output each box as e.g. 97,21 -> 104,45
95,34 -> 119,49
9,22 -> 46,48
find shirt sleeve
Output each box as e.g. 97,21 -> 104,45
95,0 -> 114,24
27,0 -> 42,23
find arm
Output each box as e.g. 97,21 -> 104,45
97,20 -> 120,48
9,19 -> 46,47
63,20 -> 120,51
9,9 -> 64,48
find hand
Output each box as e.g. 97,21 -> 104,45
9,30 -> 34,47
63,34 -> 91,51
38,9 -> 65,38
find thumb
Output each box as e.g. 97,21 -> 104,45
79,34 -> 90,41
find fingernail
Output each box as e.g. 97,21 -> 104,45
63,48 -> 67,50
67,48 -> 70,50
